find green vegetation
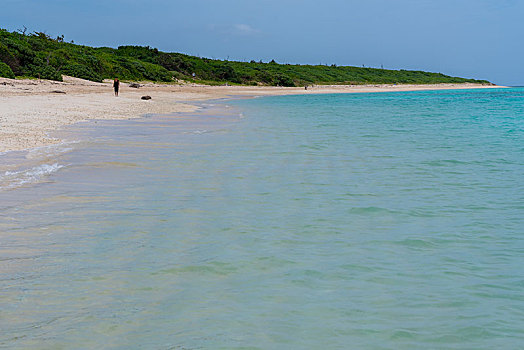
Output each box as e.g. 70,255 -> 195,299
0,28 -> 491,86
0,61 -> 15,79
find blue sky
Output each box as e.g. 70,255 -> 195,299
1,0 -> 522,85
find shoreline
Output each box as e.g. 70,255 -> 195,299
0,76 -> 505,154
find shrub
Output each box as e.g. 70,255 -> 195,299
2,37 -> 35,67
273,74 -> 295,87
140,61 -> 173,82
27,64 -> 62,81
0,43 -> 20,74
155,53 -> 193,73
0,61 -> 15,78
212,63 -> 238,82
61,63 -> 102,82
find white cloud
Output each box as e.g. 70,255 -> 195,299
233,24 -> 260,35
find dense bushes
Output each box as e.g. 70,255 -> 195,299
0,61 -> 15,79
61,63 -> 102,82
0,28 -> 491,86
26,63 -> 62,81
0,43 -> 20,74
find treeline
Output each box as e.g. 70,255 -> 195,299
0,28 -> 491,86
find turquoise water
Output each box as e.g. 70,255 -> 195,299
1,88 -> 523,349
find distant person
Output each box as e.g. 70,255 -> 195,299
113,78 -> 120,97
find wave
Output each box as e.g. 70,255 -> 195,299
0,163 -> 65,190
24,140 -> 79,160
184,129 -> 210,135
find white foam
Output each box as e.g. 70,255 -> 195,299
25,140 -> 79,160
184,130 -> 210,135
0,163 -> 65,190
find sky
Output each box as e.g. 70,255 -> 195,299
1,0 -> 522,85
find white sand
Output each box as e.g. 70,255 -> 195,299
0,76 -> 503,153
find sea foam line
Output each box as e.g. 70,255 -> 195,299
0,163 -> 65,190
24,140 -> 80,160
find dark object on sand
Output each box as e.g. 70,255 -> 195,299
129,83 -> 141,88
50,90 -> 66,94
141,95 -> 152,100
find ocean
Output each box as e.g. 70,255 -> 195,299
1,88 -> 523,349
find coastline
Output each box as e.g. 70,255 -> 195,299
0,76 -> 504,154
1,77 -> 522,348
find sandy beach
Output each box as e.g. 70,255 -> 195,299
0,76 -> 503,153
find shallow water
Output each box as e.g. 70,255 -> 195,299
1,89 -> 523,349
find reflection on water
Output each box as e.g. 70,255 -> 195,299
1,90 -> 523,349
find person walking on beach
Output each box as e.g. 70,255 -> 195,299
113,78 -> 120,97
